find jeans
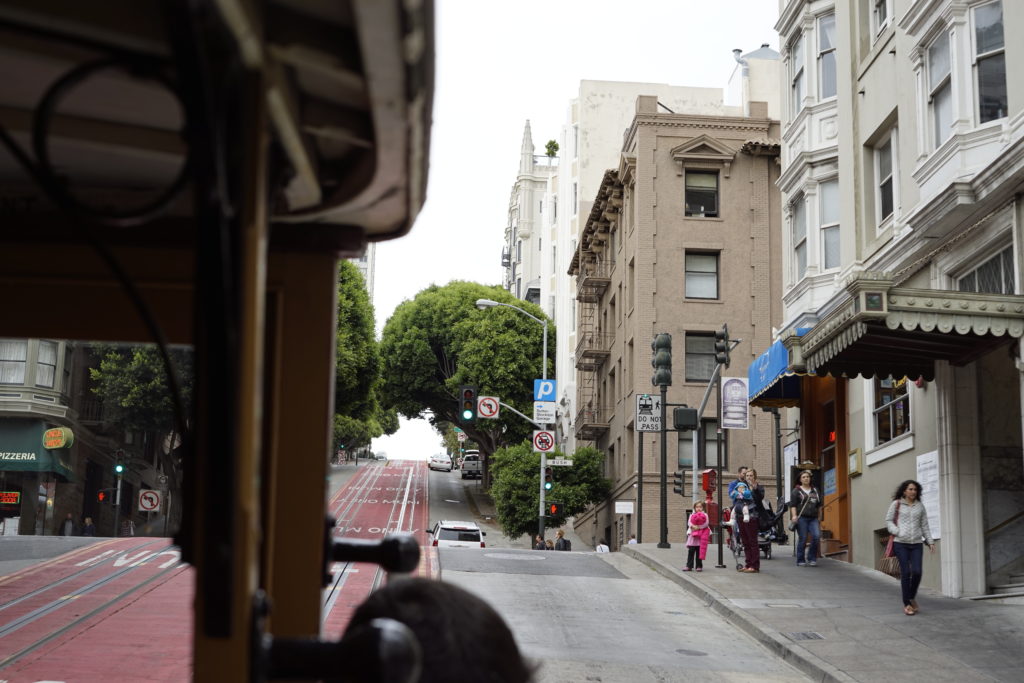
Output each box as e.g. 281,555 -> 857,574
796,517 -> 820,563
893,542 -> 924,606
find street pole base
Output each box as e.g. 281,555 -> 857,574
715,564 -> 727,568
657,542 -> 671,549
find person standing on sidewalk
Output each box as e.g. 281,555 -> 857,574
683,500 -> 710,572
533,535 -> 545,550
732,469 -> 761,572
554,529 -> 571,551
790,470 -> 822,567
885,479 -> 935,615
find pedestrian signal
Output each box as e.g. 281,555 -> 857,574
97,490 -> 107,503
547,501 -> 563,516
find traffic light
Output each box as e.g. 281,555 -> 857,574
113,461 -> 124,475
547,501 -> 563,517
714,324 -> 730,367
651,333 -> 672,386
97,489 -> 114,504
673,406 -> 698,431
544,466 -> 553,491
458,385 -> 478,424
673,470 -> 685,496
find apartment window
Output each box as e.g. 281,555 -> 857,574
36,340 -> 58,388
874,376 -> 910,445
685,332 -> 716,382
790,32 -> 805,115
873,0 -> 891,35
974,1 -> 1007,123
538,237 -> 542,252
875,133 -> 895,225
553,195 -> 558,221
684,171 -> 718,217
0,340 -> 27,384
516,278 -> 521,299
958,246 -> 1014,294
792,195 -> 807,280
928,31 -> 953,148
685,252 -> 719,299
516,240 -> 522,261
819,180 -> 840,270
628,261 -> 635,310
818,13 -> 837,99
572,183 -> 578,215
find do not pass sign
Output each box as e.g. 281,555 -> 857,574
532,430 -> 555,453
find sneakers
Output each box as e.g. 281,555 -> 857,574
695,568 -> 702,572
681,567 -> 692,572
797,562 -> 806,567
808,561 -> 818,567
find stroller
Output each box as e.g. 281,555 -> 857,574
724,498 -> 789,569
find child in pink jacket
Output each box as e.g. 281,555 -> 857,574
683,500 -> 711,571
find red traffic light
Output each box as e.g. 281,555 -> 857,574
97,491 -> 107,502
548,501 -> 563,516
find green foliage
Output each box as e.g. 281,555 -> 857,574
490,443 -> 611,539
545,139 -> 559,157
89,344 -> 194,433
335,260 -> 379,420
379,281 -> 554,456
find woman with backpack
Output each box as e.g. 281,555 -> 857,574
789,470 -> 822,567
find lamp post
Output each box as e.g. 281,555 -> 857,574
476,298 -> 550,538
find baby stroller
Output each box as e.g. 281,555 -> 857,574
724,498 -> 789,569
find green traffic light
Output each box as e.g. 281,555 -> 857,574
462,409 -> 473,420
544,481 -> 552,491
114,464 -> 124,474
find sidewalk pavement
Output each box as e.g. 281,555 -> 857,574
623,542 -> 1023,682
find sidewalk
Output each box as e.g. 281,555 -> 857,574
623,542 -> 1023,682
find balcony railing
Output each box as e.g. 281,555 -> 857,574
574,332 -> 613,369
574,406 -> 610,441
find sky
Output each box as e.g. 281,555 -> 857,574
371,0 -> 781,460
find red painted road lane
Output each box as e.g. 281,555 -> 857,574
321,460 -> 431,638
0,538 -> 188,681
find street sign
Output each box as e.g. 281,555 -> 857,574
533,379 -> 556,402
138,489 -> 161,512
532,430 -> 555,453
478,396 -> 500,419
635,394 -> 662,432
547,458 -> 573,467
457,432 -> 467,442
533,401 -> 556,424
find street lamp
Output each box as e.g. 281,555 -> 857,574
475,299 -> 548,380
476,298 -> 551,538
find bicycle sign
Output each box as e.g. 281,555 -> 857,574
532,430 -> 555,453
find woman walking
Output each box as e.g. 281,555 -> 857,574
885,479 -> 935,615
790,470 -> 822,567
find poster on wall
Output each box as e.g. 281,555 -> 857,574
916,450 -> 941,539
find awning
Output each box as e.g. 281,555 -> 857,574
748,329 -> 811,407
802,274 -> 1024,380
0,419 -> 75,481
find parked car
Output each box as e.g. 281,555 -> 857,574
460,451 -> 482,480
428,453 -> 452,472
430,520 -> 485,548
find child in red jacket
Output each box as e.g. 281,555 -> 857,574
683,501 -> 711,571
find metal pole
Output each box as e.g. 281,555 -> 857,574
773,408 -> 784,536
658,383 -> 670,548
542,320 -> 548,381
539,320 -> 548,538
715,372 -> 726,568
114,474 -> 123,538
636,435 -> 644,543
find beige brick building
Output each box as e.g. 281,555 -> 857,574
569,86 -> 783,549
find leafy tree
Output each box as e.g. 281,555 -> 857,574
490,444 -> 610,539
545,139 -> 559,158
379,281 -> 554,460
89,344 -> 194,434
335,260 -> 379,421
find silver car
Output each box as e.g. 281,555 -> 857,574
428,453 -> 453,471
430,520 -> 485,548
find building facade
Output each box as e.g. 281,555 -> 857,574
758,0 -> 1024,597
569,48 -> 783,549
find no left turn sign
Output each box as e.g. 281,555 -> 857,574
138,489 -> 162,512
533,430 -> 555,453
478,396 -> 500,419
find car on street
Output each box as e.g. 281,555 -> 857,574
429,453 -> 452,471
460,451 -> 482,479
430,520 -> 485,548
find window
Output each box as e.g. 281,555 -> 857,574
818,13 -> 837,99
819,180 -> 840,270
684,171 -> 718,217
572,183 -> 578,215
36,340 -> 57,388
876,135 -> 895,225
792,195 -> 807,280
516,240 -> 522,261
974,1 -> 1007,123
538,237 -> 542,252
928,31 -> 953,148
553,195 -> 558,221
685,332 -> 715,382
873,0 -> 891,35
874,376 -> 910,445
0,340 -> 28,384
685,252 -> 719,299
699,419 -> 722,468
790,32 -> 805,115
958,246 -> 1014,294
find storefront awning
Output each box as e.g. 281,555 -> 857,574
802,274 -> 1024,380
748,329 -> 811,407
0,419 -> 75,481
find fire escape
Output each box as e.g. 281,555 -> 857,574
569,170 -> 621,442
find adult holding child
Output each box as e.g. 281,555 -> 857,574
885,479 -> 935,615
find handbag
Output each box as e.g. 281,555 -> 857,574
788,489 -> 813,531
877,504 -> 902,578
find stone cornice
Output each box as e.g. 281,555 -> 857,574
632,114 -> 773,135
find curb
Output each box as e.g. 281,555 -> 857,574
622,546 -> 856,683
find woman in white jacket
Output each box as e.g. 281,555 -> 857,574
885,480 -> 935,615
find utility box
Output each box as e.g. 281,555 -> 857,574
701,469 -> 717,493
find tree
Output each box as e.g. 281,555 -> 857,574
379,281 -> 554,459
89,344 -> 194,434
545,139 -> 559,158
489,444 -> 610,539
335,260 -> 379,421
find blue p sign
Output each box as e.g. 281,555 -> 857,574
534,379 -> 556,402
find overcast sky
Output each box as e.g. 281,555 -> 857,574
372,0 -> 781,460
